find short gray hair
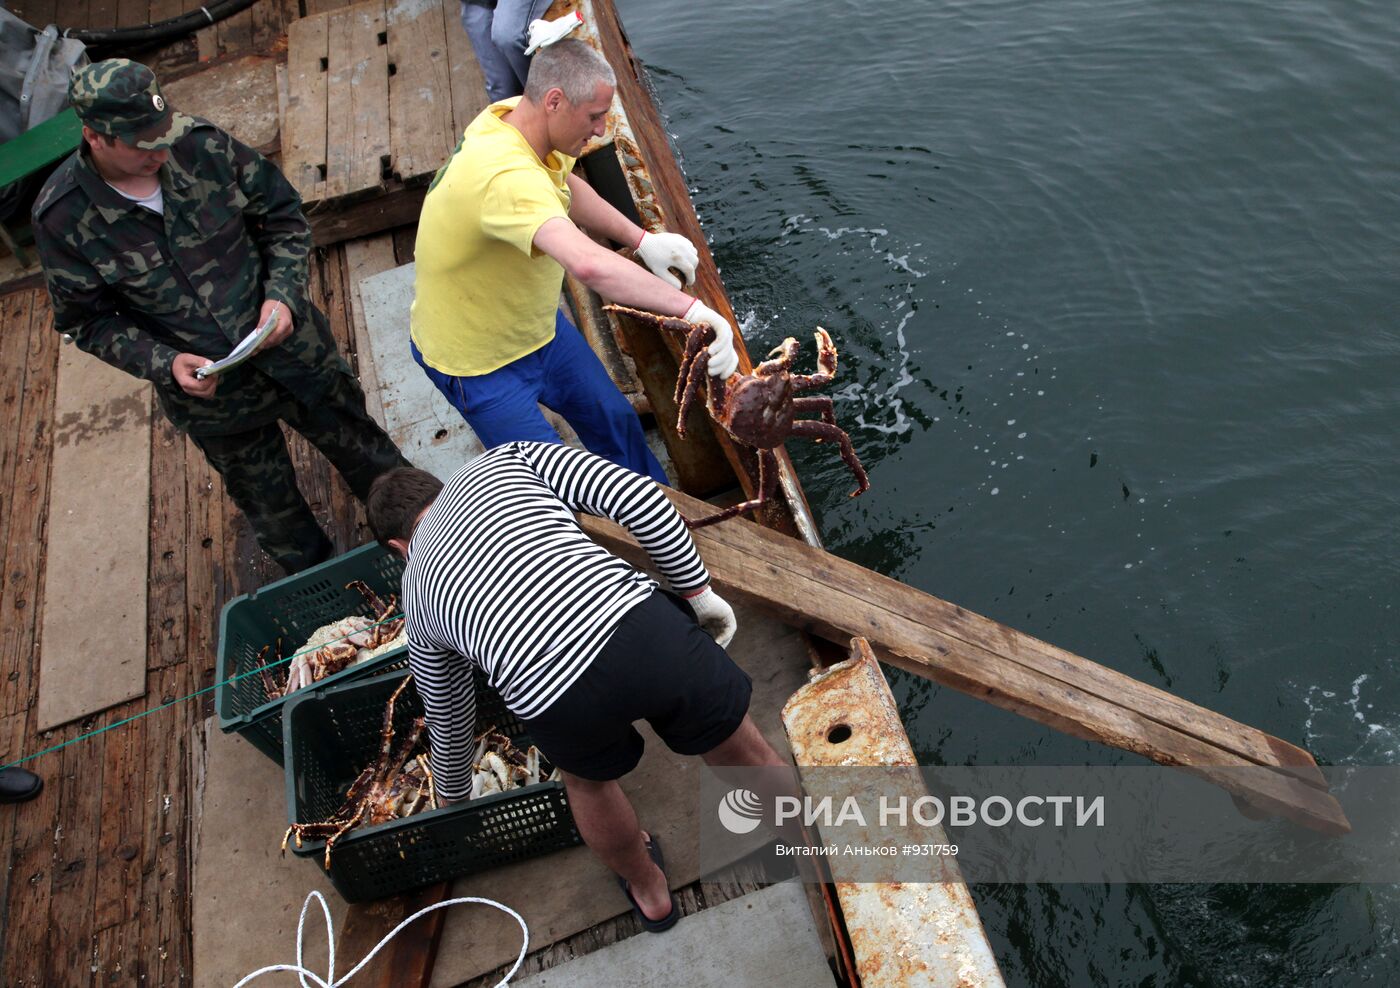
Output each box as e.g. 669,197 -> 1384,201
524,37 -> 615,104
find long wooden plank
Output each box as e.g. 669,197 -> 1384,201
387,0 -> 455,182
284,12 -> 331,200
344,234 -> 399,426
1,295 -> 58,719
36,345 -> 151,731
678,491 -> 1326,787
578,491 -> 1348,835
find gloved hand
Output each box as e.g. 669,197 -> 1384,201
635,230 -> 699,289
681,585 -> 737,648
525,11 -> 583,55
683,299 -> 740,379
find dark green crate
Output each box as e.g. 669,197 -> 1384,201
214,542 -> 412,765
284,671 -> 579,903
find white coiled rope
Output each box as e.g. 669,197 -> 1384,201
232,889 -> 528,987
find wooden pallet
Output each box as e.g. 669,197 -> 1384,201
281,0 -> 487,208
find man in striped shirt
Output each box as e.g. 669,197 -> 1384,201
368,442 -> 787,932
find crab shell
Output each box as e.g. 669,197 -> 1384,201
717,372 -> 795,448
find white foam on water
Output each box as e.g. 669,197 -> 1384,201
1298,672 -> 1400,761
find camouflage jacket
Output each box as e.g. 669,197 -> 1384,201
32,119 -> 350,436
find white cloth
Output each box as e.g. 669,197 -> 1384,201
107,180 -> 164,215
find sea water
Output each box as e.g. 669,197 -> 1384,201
620,0 -> 1400,983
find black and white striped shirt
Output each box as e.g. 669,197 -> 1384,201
402,441 -> 710,800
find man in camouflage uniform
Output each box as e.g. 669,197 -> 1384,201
32,59 -> 410,573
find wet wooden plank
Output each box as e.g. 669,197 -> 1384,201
581,491 -> 1349,835
387,0 -> 455,182
336,880 -> 449,987
284,11 -> 331,200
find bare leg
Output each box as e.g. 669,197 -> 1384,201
560,772 -> 672,922
702,715 -> 807,848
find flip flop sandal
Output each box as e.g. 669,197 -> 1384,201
617,832 -> 680,933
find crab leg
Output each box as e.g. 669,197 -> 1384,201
254,642 -> 286,701
787,328 -> 838,390
791,395 -> 838,427
789,420 -> 871,498
684,448 -> 782,529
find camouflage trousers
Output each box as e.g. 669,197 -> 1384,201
190,372 -> 410,573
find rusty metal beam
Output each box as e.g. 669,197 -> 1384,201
783,639 -> 1006,988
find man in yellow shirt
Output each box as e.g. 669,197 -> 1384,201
410,38 -> 738,482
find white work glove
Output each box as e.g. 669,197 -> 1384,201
525,11 -> 582,55
635,230 -> 699,289
683,299 -> 739,379
681,585 -> 737,648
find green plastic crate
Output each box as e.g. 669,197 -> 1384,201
283,671 -> 580,903
214,542 -> 412,765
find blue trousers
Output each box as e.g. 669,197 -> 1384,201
458,0 -> 554,103
412,311 -> 668,483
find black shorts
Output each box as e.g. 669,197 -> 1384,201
521,589 -> 753,781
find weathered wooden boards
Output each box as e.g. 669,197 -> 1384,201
580,489 -> 1351,836
36,345 -> 151,731
281,0 -> 489,236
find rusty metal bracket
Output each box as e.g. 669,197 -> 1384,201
783,639 -> 1005,988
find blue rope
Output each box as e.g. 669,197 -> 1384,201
0,612 -> 405,771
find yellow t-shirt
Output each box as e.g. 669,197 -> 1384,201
410,98 -> 576,377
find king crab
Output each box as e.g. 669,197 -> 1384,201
282,675 -> 433,868
255,580 -> 407,699
606,304 -> 870,527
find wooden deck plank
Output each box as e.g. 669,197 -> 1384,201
387,0 -> 455,182
343,234 -> 399,427
0,299 -> 58,719
323,0 -> 391,200
581,490 -> 1349,835
115,0 -> 149,28
1,714 -> 59,988
87,0 -> 117,30
140,415 -> 190,984
0,292 -> 37,581
92,696 -> 145,933
284,12 -> 331,200
42,732 -> 105,986
11,0 -> 59,29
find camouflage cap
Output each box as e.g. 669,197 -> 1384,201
69,59 -> 193,150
